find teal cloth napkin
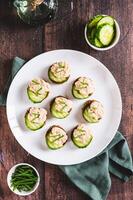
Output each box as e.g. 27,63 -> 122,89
0,57 -> 133,200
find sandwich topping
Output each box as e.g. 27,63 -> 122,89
28,78 -> 50,95
54,97 -> 72,113
51,62 -> 70,78
86,100 -> 104,120
46,126 -> 68,149
48,126 -> 68,147
74,77 -> 94,97
27,107 -> 47,124
73,124 -> 92,145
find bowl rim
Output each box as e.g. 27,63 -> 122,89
84,15 -> 120,51
7,163 -> 40,196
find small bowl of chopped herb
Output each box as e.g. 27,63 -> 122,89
7,163 -> 40,196
85,14 -> 120,51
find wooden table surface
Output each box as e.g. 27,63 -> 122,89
0,0 -> 133,199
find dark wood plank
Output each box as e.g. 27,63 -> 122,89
44,0 -> 133,199
0,1 -> 45,200
0,107 -> 45,200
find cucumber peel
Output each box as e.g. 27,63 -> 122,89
97,24 -> 114,46
94,37 -> 103,48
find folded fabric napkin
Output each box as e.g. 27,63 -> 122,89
0,57 -> 133,200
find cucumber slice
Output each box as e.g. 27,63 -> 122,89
46,126 -> 68,150
51,103 -> 69,118
72,86 -> 91,99
88,15 -> 103,29
72,77 -> 94,99
48,62 -> 70,84
71,125 -> 93,148
83,108 -> 99,123
89,27 -> 96,44
87,27 -> 96,45
50,97 -> 72,119
94,37 -> 103,48
48,69 -> 69,84
46,137 -> 62,150
90,28 -> 96,39
25,112 -> 45,131
27,88 -> 49,103
82,100 -> 104,123
97,24 -> 114,46
72,134 -> 93,148
27,79 -> 50,103
97,16 -> 114,27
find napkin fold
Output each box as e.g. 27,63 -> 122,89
1,57 -> 133,200
0,57 -> 25,105
60,132 -> 133,200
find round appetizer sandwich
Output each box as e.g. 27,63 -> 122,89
27,78 -> 50,103
50,96 -> 72,119
83,100 -> 104,123
71,124 -> 93,148
72,77 -> 94,99
25,107 -> 47,131
48,61 -> 70,83
46,125 -> 68,150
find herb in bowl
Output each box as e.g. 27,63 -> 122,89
10,165 -> 38,192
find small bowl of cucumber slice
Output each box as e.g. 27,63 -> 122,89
85,15 -> 120,51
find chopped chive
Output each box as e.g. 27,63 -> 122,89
10,165 -> 38,192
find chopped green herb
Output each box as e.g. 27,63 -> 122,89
32,80 -> 39,84
10,165 -> 38,192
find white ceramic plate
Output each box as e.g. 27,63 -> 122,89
6,50 -> 122,165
